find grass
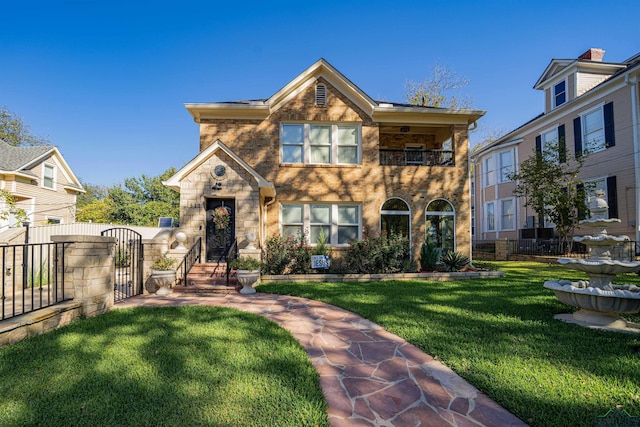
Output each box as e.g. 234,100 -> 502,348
0,306 -> 329,427
258,261 -> 640,427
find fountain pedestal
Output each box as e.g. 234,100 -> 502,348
544,191 -> 640,333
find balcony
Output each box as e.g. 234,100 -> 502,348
379,149 -> 454,166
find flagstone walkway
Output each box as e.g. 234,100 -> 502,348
116,292 -> 528,427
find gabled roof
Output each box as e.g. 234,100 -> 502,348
184,59 -> 485,125
0,139 -> 52,173
533,58 -> 625,90
0,139 -> 84,192
163,140 -> 275,198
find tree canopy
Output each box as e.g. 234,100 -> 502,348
0,107 -> 49,146
508,141 -> 590,249
404,64 -> 473,109
77,168 -> 179,227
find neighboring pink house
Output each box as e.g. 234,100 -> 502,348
472,48 -> 640,245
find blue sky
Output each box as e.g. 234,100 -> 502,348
2,0 -> 639,187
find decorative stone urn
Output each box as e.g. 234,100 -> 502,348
150,269 -> 177,295
237,270 -> 260,294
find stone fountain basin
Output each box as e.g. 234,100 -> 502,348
544,280 -> 640,314
557,258 -> 640,275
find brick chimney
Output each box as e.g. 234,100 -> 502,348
578,48 -> 605,62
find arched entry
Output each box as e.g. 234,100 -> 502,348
425,199 -> 455,253
380,198 -> 411,237
205,198 -> 235,262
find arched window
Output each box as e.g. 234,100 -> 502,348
426,199 -> 455,253
381,198 -> 410,237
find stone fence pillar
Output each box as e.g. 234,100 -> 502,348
495,238 -> 509,261
51,235 -> 116,318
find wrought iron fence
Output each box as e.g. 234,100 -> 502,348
473,239 -> 640,261
379,149 -> 454,166
1,242 -> 67,321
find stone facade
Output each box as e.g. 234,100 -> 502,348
171,60 -> 482,262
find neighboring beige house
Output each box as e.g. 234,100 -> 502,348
0,139 -> 84,230
473,48 -> 640,244
164,59 -> 484,263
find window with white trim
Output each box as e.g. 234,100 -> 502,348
553,80 -> 566,108
582,107 -> 605,152
498,150 -> 514,183
281,203 -> 360,245
484,156 -> 495,187
281,123 -> 360,165
43,164 -> 55,189
500,199 -> 515,230
486,202 -> 495,231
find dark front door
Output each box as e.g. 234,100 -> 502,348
206,198 -> 235,262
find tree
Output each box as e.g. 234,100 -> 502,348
508,140 -> 590,251
404,64 -> 473,108
77,182 -> 108,209
0,189 -> 27,226
0,107 -> 49,146
77,168 -> 179,226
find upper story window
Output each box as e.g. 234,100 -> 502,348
315,84 -> 327,105
498,150 -> 514,183
582,107 -> 605,152
542,128 -> 559,161
43,164 -> 55,189
553,80 -> 566,108
483,156 -> 495,187
281,123 -> 360,165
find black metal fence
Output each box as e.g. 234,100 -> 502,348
473,239 -> 640,261
1,242 -> 67,321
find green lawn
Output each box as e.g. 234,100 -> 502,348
258,261 -> 640,427
0,306 -> 329,427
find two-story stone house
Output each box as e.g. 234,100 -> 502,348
473,48 -> 640,244
165,59 -> 484,264
0,139 -> 84,231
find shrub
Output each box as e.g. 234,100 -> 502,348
343,229 -> 414,274
152,255 -> 177,271
262,234 -> 296,275
229,256 -> 262,271
419,240 -> 440,271
440,251 -> 469,272
289,233 -> 312,274
115,248 -> 130,267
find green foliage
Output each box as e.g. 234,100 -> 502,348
439,251 -> 469,272
263,234 -> 297,275
115,248 -> 130,268
342,229 -> 415,274
419,240 -> 440,271
76,183 -> 108,208
0,189 -> 27,225
0,306 -> 329,426
509,140 -> 590,249
312,228 -> 331,256
0,106 -> 49,146
28,261 -> 52,288
151,255 -> 177,271
229,256 -> 262,271
77,168 -> 179,226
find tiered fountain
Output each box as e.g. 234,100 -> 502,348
543,191 -> 640,333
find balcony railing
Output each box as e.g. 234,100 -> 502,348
379,149 -> 454,166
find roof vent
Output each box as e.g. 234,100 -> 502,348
315,84 -> 327,105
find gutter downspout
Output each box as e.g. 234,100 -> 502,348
627,73 -> 640,244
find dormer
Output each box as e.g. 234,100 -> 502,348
533,48 -> 625,113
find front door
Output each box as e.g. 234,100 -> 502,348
205,198 -> 235,262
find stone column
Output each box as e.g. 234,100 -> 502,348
51,235 -> 116,318
495,238 -> 509,261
